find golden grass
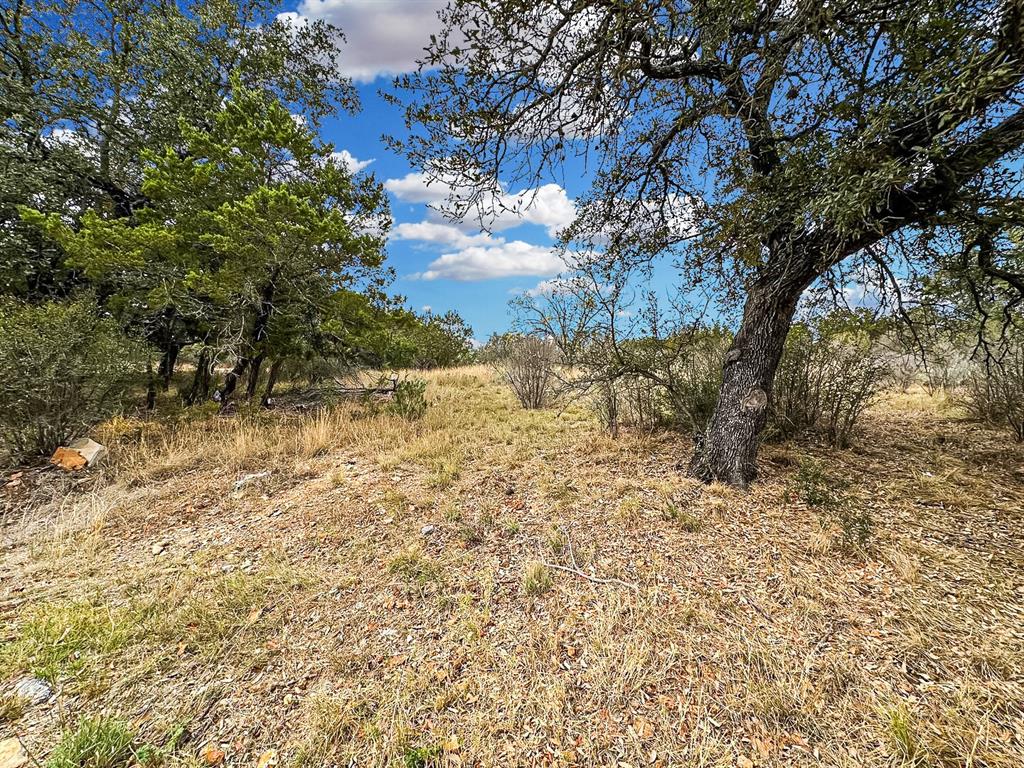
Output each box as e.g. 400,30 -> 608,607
2,370 -> 1023,766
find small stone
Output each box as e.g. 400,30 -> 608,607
13,676 -> 52,705
232,471 -> 271,493
68,438 -> 106,466
420,525 -> 435,535
0,738 -> 27,768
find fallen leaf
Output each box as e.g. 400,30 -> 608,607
256,749 -> 278,768
737,757 -> 755,768
199,743 -> 225,766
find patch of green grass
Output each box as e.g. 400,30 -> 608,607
0,600 -> 141,688
388,548 -> 441,585
523,562 -> 553,596
426,456 -> 461,489
546,528 -> 566,555
662,503 -> 703,532
46,718 -> 138,768
175,565 -> 308,652
884,703 -> 925,766
401,742 -> 443,768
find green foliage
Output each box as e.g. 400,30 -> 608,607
27,80 -> 390,403
0,298 -> 148,462
46,718 -> 138,768
390,379 -> 429,420
2,0 -> 351,302
770,311 -> 890,448
792,459 -> 873,550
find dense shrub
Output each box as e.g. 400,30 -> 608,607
771,319 -> 889,447
0,299 -> 148,462
959,344 -> 1024,441
494,335 -> 560,409
390,378 -> 429,420
587,331 -> 728,436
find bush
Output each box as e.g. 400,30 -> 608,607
390,378 -> 428,420
582,331 -> 729,437
959,344 -> 1024,441
791,458 -> 873,550
771,318 -> 889,447
0,298 -> 149,463
494,335 -> 560,409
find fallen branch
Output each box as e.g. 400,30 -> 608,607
542,562 -> 639,591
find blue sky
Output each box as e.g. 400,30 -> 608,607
279,0 -> 593,343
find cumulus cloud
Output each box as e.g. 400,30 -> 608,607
414,240 -> 566,282
391,221 -> 493,249
331,149 -> 374,174
384,171 -> 453,204
278,0 -> 446,83
385,173 -> 577,237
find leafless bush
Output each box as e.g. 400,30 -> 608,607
959,344 -> 1024,441
771,322 -> 890,448
493,335 -> 560,409
922,340 -> 972,394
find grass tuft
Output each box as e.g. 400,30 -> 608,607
523,561 -> 553,596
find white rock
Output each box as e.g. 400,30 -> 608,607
232,471 -> 271,492
420,525 -> 435,535
13,676 -> 52,705
67,438 -> 106,466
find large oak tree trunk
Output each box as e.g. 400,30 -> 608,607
690,277 -> 805,487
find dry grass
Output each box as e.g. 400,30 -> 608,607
2,371 -> 1023,767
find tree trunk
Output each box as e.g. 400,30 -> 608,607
690,279 -> 804,488
184,347 -> 212,405
158,342 -> 181,391
218,357 -> 249,404
218,278 -> 276,406
246,352 -> 266,399
145,358 -> 157,411
261,359 -> 283,407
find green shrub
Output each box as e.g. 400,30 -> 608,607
791,459 -> 873,549
0,298 -> 148,463
770,315 -> 889,447
390,378 -> 428,420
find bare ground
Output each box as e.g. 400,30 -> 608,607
2,367 -> 1023,767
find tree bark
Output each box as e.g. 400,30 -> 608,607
184,347 -> 213,405
158,342 -> 180,391
218,357 -> 249,404
690,276 -> 805,488
261,359 -> 283,407
246,352 -> 266,399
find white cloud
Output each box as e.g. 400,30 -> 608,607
384,171 -> 453,204
490,183 -> 576,238
278,1 -> 446,83
421,305 -> 432,313
385,174 -> 577,237
331,149 -> 374,174
391,221 -> 492,249
414,240 -> 566,282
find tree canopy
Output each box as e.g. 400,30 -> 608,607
395,0 -> 1024,485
